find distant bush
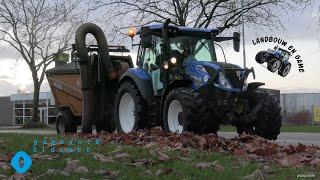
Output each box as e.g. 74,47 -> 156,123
286,110 -> 311,125
21,120 -> 49,129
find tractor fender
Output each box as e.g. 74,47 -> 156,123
119,68 -> 153,100
247,82 -> 265,91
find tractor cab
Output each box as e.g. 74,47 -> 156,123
129,20 -> 252,97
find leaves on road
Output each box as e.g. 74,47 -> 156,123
71,128 -> 320,168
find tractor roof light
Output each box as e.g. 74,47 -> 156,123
170,57 -> 177,64
128,27 -> 136,38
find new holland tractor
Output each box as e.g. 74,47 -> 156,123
71,19 -> 282,140
255,46 -> 292,77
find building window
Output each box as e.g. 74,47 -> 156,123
14,117 -> 23,125
11,93 -> 56,125
14,101 -> 23,108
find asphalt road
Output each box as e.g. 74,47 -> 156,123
0,128 -> 319,146
218,132 -> 320,146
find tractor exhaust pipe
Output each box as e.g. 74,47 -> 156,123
75,23 -> 115,133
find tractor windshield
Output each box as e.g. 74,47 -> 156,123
169,36 -> 217,62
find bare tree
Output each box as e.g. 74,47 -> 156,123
90,0 -> 304,39
0,0 -> 80,123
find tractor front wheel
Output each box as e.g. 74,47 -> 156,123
114,81 -> 146,133
255,51 -> 268,64
237,92 -> 282,140
267,58 -> 282,72
163,88 -> 219,134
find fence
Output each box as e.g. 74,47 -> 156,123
280,93 -> 320,125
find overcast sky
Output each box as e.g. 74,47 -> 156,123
0,2 -> 320,96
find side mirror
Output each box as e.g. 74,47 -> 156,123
233,32 -> 240,52
141,26 -> 152,48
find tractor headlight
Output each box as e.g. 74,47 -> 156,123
163,61 -> 169,69
170,57 -> 177,64
218,72 -> 233,89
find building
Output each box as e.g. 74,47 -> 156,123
0,92 -> 56,126
0,96 -> 13,126
280,93 -> 320,124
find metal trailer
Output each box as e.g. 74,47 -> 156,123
46,46 -> 133,134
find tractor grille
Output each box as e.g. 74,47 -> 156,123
224,69 -> 244,89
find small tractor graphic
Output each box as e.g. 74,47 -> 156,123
255,46 -> 292,77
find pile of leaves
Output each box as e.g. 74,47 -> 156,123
72,128 -> 320,168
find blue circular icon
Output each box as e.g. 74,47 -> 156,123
10,151 -> 32,174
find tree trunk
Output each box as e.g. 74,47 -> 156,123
32,80 -> 41,123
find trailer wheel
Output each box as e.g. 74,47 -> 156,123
56,109 -> 77,134
163,88 -> 219,134
237,92 -> 282,140
267,58 -> 282,72
278,62 -> 291,77
114,81 -> 146,133
255,51 -> 268,64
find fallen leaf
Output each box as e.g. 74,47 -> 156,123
64,160 -> 80,172
296,143 -> 307,153
242,169 -> 264,180
233,148 -> 247,156
196,162 -> 211,170
144,142 -> 156,149
131,159 -> 150,167
178,156 -> 192,161
0,174 -> 6,179
114,153 -> 130,159
32,154 -> 59,161
8,173 -> 26,180
93,153 -> 114,163
156,150 -> 170,161
140,170 -> 152,175
196,161 -> 224,172
276,155 -> 303,167
77,166 -> 89,173
211,161 -> 225,172
156,168 -> 173,176
310,158 -> 320,167
0,163 -> 10,171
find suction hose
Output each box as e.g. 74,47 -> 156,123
75,23 -> 115,133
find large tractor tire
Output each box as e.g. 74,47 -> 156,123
162,88 -> 219,134
56,109 -> 77,134
267,58 -> 282,72
278,62 -> 291,77
237,92 -> 282,140
114,81 -> 146,133
255,51 -> 268,64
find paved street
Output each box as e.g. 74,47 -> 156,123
0,127 -> 319,146
218,132 -> 320,146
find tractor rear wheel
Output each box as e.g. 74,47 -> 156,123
56,109 -> 77,134
114,81 -> 146,133
237,92 -> 282,140
267,58 -> 282,72
163,88 -> 219,134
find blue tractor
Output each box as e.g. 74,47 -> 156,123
74,20 -> 282,140
255,46 -> 292,77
